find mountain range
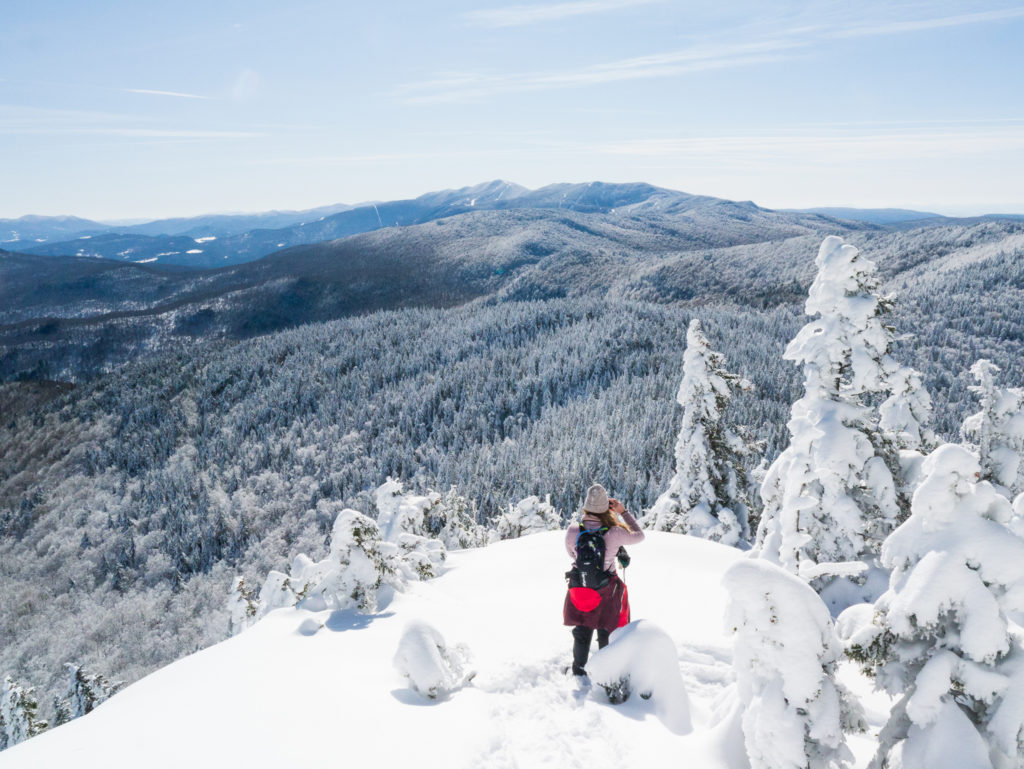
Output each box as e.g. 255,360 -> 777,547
1,181 -> 921,269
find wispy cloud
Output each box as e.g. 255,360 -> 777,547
120,87 -> 213,100
248,148 -> 505,166
576,122 -> 1024,163
0,105 -> 260,140
464,0 -> 662,28
406,3 -> 1024,103
92,128 -> 262,139
399,39 -> 800,103
831,6 -> 1024,38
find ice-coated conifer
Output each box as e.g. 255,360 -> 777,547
755,237 -> 901,604
226,576 -> 260,636
375,479 -> 486,549
258,508 -> 405,615
488,494 -> 561,542
1,676 -> 48,750
844,444 -> 1024,769
51,664 -> 121,726
961,359 -> 1024,497
724,559 -> 862,769
645,318 -> 754,545
254,502 -> 448,618
879,363 -> 936,454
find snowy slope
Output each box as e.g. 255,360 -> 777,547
1,532 -> 880,768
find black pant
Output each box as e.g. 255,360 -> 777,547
571,626 -> 610,675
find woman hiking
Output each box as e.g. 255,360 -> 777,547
563,483 -> 645,676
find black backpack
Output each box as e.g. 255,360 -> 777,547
567,525 -> 611,590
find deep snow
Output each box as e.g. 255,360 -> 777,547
1,532 -> 885,768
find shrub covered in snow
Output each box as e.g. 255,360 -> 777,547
585,620 -> 692,734
489,494 -> 561,542
844,443 -> 1024,769
375,479 -> 487,550
756,236 -> 904,604
51,664 -> 121,726
723,559 -> 863,769
256,506 -> 444,617
1,676 -> 48,750
226,576 -> 260,636
392,620 -> 474,700
961,359 -> 1024,497
643,319 -> 755,546
879,364 -> 936,454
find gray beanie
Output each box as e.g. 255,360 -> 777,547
583,483 -> 610,514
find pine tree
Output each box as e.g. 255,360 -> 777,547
879,363 -> 936,454
755,237 -> 901,607
644,318 -> 755,546
489,495 -> 561,541
258,508 -> 407,615
1,676 -> 48,750
52,664 -> 122,726
431,486 -> 488,550
846,444 -> 1024,769
724,559 -> 864,769
226,576 -> 260,636
961,359 -> 1024,497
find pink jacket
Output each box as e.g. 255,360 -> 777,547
565,511 -> 645,572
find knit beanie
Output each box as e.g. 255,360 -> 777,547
582,483 -> 610,514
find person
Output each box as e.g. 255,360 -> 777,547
563,483 -> 645,676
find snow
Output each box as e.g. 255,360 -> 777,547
2,532 -> 761,769
193,236 -> 217,243
185,248 -> 202,254
393,620 -> 474,700
901,699 -> 994,769
586,620 -> 693,734
134,257 -> 158,263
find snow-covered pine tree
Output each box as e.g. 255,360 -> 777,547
961,359 -> 1024,497
878,362 -> 936,523
723,559 -> 863,769
373,480 -> 486,550
226,575 -> 260,636
258,507 -> 409,618
256,505 -> 445,618
755,236 -> 901,607
644,318 -> 755,546
488,494 -> 561,542
0,676 -> 48,750
845,444 -> 1024,769
432,486 -> 488,550
51,663 -> 121,726
879,363 -> 936,454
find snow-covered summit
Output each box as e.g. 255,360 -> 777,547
4,532 -> 760,769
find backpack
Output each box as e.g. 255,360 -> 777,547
571,526 -> 611,589
565,525 -> 613,613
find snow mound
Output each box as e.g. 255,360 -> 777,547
587,620 -> 692,735
393,620 -> 474,700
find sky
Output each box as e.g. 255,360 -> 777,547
3,0 -> 1024,220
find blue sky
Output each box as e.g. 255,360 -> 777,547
3,0 -> 1024,219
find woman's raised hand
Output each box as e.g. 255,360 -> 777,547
608,498 -> 625,514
